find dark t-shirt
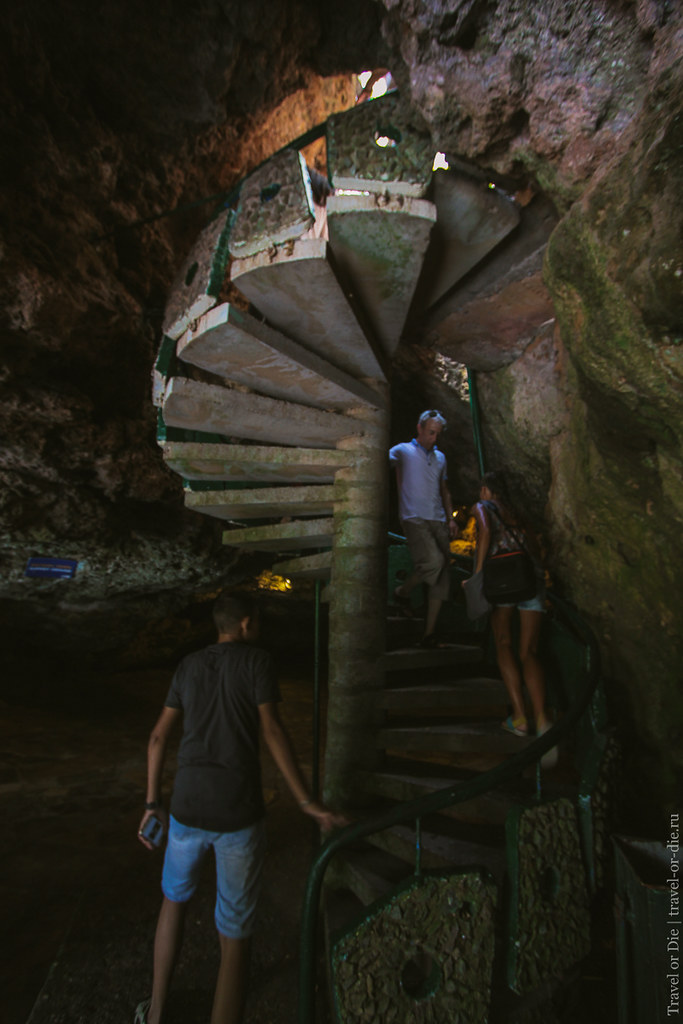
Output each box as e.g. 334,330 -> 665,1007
165,641 -> 281,832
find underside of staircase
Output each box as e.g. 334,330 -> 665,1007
151,91 -> 617,1024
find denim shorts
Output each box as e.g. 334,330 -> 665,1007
162,815 -> 266,938
497,589 -> 546,613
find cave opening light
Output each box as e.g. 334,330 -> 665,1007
356,68 -> 395,103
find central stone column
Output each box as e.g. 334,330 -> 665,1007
323,392 -> 389,808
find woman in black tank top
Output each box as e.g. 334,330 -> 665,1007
473,471 -> 554,748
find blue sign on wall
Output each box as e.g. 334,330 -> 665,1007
25,557 -> 79,579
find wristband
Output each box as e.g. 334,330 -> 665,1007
299,798 -> 312,808
145,800 -> 160,810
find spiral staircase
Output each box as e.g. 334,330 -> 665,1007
152,93 -> 618,1024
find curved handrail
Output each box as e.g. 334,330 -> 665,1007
297,591 -> 600,1024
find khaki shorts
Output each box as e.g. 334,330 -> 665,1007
402,518 -> 451,600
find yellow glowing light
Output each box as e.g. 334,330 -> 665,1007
256,570 -> 293,593
450,515 -> 477,557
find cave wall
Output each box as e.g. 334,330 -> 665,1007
0,0 -> 377,673
544,57 -> 683,805
1,0 -> 681,813
384,0 -> 683,815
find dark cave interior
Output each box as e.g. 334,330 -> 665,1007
1,1 -> 682,1021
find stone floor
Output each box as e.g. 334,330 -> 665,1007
0,664 -> 330,1024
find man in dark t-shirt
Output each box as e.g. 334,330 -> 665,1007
135,592 -> 343,1024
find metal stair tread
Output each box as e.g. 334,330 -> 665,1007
185,483 -> 335,521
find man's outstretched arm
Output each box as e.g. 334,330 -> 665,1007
258,702 -> 347,832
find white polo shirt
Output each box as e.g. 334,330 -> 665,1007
389,439 -> 448,522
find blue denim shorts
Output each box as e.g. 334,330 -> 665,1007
497,589 -> 546,613
162,815 -> 266,938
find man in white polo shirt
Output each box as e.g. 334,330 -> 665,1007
389,410 -> 458,647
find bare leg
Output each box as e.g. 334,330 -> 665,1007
149,897 -> 187,1024
518,609 -> 548,730
424,595 -> 442,638
210,934 -> 251,1024
491,606 -> 526,724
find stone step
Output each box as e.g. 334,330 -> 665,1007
162,377 -> 365,449
378,645 -> 484,672
326,192 -> 436,356
357,769 -> 517,826
326,92 -> 433,198
422,195 -> 558,372
271,550 -> 332,580
222,518 -> 334,552
367,823 -> 505,878
176,303 -> 383,412
376,719 -> 534,755
378,678 -> 508,711
151,335 -> 176,408
228,148 -> 314,259
328,844 -> 411,907
418,168 -> 520,310
161,441 -> 352,484
230,237 -> 388,382
163,208 -> 234,340
184,484 -> 335,521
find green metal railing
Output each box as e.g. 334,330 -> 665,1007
297,591 -> 601,1024
467,368 -> 486,477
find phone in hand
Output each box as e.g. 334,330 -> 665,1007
141,815 -> 165,848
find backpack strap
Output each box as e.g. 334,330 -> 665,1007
483,501 -> 529,556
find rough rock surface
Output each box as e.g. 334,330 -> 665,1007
0,0 -> 364,674
379,0 -> 664,209
543,54 -> 683,803
1,0 -> 682,817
